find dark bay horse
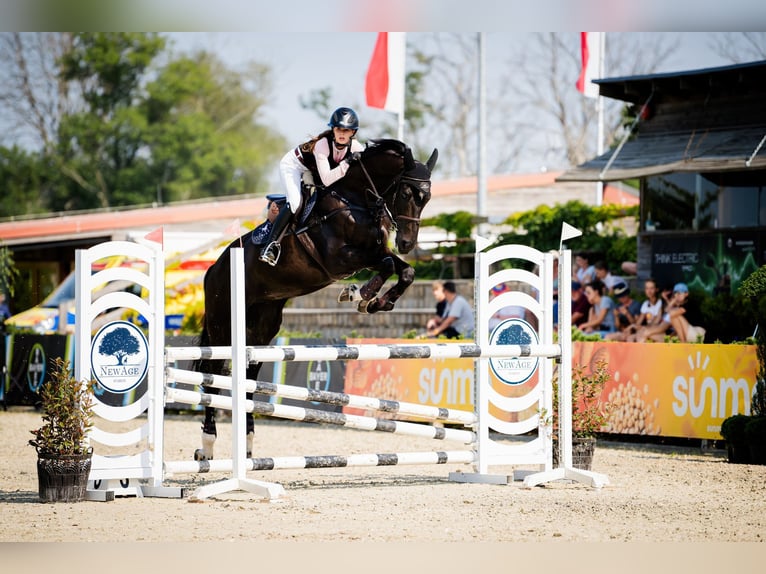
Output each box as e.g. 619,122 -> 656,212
194,139 -> 438,460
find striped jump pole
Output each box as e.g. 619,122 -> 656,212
165,450 -> 476,475
165,386 -> 476,443
165,342 -> 562,364
166,366 -> 477,425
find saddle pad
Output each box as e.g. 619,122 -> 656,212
250,221 -> 273,246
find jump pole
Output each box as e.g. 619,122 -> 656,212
187,248 -> 285,501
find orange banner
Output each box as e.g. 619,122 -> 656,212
341,339 -> 758,440
577,341 -> 758,440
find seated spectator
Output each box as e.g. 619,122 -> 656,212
594,260 -> 624,295
427,281 -> 475,339
577,279 -> 617,338
571,281 -> 591,327
623,278 -> 666,342
665,282 -> 706,343
573,252 -> 596,285
605,282 -> 643,341
426,280 -> 446,332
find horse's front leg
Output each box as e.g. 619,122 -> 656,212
358,255 -> 414,313
356,255 -> 395,313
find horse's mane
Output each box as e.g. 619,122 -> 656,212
363,139 -> 416,171
364,138 -> 407,156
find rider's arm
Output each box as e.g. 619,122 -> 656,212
314,139 -> 364,187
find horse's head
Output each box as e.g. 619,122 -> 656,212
393,146 -> 437,254
352,139 -> 438,254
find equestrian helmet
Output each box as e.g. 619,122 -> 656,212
328,107 -> 359,130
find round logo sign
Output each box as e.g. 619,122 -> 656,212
489,318 -> 539,385
90,321 -> 149,393
27,343 -> 46,393
306,360 -> 331,393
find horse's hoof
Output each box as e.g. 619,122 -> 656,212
193,449 -> 212,461
338,284 -> 360,302
357,299 -> 380,314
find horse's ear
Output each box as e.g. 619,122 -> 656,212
426,149 -> 439,172
403,147 -> 415,171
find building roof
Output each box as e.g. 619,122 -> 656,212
558,60 -> 766,182
0,173 -> 637,247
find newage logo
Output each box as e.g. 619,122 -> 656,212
489,318 -> 539,385
90,321 -> 148,393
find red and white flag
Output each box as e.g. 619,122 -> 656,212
576,32 -> 603,99
365,32 -> 406,115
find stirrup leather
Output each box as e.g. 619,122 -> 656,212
259,241 -> 282,266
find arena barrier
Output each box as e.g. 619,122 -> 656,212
77,234 -> 609,501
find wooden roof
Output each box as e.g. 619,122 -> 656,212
558,60 -> 766,182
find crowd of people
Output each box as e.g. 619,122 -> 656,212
422,253 -> 706,344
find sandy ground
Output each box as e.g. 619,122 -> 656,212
2,406 -> 765,548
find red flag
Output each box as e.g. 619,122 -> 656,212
144,226 -> 163,247
365,32 -> 405,114
576,32 -> 603,99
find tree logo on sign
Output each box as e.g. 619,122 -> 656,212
90,321 -> 148,393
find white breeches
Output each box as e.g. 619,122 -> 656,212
279,149 -> 307,214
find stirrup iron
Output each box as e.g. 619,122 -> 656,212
259,241 -> 282,266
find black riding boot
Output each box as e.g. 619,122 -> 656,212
259,204 -> 292,266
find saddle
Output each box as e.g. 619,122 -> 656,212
251,183 -> 320,247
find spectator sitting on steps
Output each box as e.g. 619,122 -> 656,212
427,281 -> 475,339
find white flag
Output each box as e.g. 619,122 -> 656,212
561,222 -> 583,243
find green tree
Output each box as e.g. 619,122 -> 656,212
143,52 -> 284,202
496,200 -> 638,272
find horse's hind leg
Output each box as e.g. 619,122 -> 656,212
194,358 -> 221,461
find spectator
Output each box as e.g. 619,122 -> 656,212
605,282 -> 643,341
427,281 -> 475,339
571,280 -> 591,327
577,279 -> 617,338
573,252 -> 596,285
665,282 -> 706,343
426,280 -> 446,332
623,278 -> 666,342
594,260 -> 624,295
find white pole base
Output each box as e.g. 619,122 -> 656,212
522,466 -> 610,489
448,471 -> 511,485
188,478 -> 286,502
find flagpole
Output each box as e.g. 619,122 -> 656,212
477,32 -> 488,238
596,32 -> 605,207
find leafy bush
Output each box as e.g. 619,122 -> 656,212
29,359 -> 96,456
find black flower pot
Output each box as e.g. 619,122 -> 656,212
552,437 -> 596,470
36,450 -> 93,503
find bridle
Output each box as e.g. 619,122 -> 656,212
357,154 -> 428,229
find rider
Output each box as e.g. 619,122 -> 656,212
259,106 -> 366,266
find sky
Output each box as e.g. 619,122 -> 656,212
166,31 -> 743,177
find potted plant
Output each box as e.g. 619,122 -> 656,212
29,358 -> 96,502
551,357 -> 611,470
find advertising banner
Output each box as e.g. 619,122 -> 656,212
576,341 -> 758,440
344,338 -> 475,418
651,230 -> 763,294
4,334 -> 73,406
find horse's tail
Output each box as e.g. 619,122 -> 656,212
192,313 -> 209,373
